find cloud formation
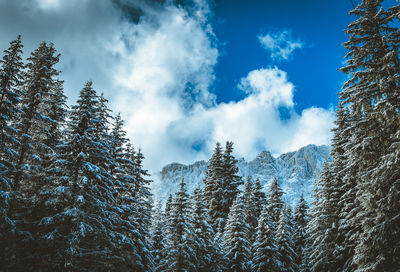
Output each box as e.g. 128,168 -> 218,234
0,0 -> 334,174
258,30 -> 304,61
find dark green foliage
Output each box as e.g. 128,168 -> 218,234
222,195 -> 251,272
161,179 -> 196,272
293,195 -> 309,272
203,141 -> 242,233
251,206 -> 278,272
267,177 -> 284,225
0,35 -> 24,269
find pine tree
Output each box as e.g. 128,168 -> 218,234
191,186 -> 221,272
221,141 -> 243,216
276,206 -> 296,272
293,195 -> 309,272
306,164 -> 340,272
252,177 -> 267,219
203,142 -> 225,231
150,201 -> 165,272
242,176 -> 258,244
108,113 -> 151,271
251,206 -> 279,272
129,146 -> 154,270
0,35 -> 24,270
222,195 -> 251,272
267,177 -> 284,225
42,81 -> 121,271
5,41 -> 65,270
338,1 -> 400,270
162,179 -> 196,271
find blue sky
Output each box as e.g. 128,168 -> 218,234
2,0 -> 394,173
212,0 -> 354,110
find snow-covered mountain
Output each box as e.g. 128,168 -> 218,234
151,144 -> 331,207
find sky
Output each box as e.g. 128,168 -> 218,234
1,0 -> 392,174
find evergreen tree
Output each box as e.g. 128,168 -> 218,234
191,186 -> 221,272
0,35 -> 24,271
252,177 -> 267,219
6,41 -> 64,270
162,179 -> 196,271
222,195 -> 251,272
221,141 -> 243,216
293,195 -> 309,272
150,201 -> 165,272
275,206 -> 296,272
242,176 -> 258,244
203,142 -> 225,231
267,177 -> 284,225
43,81 -> 122,271
306,164 -> 339,272
251,206 -> 279,272
337,1 -> 400,270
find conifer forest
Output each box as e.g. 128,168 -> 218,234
0,0 -> 399,271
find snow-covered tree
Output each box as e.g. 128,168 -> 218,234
0,35 -> 24,270
222,195 -> 251,272
242,176 -> 258,243
191,186 -> 222,271
221,141 -> 243,216
275,206 -> 296,272
252,177 -> 267,219
150,201 -> 165,272
162,179 -> 196,271
293,195 -> 309,272
251,206 -> 278,272
203,142 -> 225,231
267,177 -> 284,225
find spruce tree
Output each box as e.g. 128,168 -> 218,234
7,41 -> 64,270
267,177 -> 284,225
162,179 -> 196,271
203,142 -> 225,231
338,1 -> 400,270
150,201 -> 165,272
251,206 -> 279,272
0,35 -> 24,271
191,186 -> 221,272
275,206 -> 296,272
242,176 -> 258,244
222,195 -> 251,272
221,141 -> 242,216
44,81 -> 121,271
293,195 -> 309,272
252,177 -> 267,219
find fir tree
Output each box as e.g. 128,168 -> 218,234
338,1 -> 400,270
44,81 -> 121,271
251,206 -> 279,272
203,142 -> 225,231
221,141 -> 243,216
267,177 -> 284,225
242,176 -> 258,244
191,186 -> 221,272
7,41 -> 63,270
150,201 -> 165,272
162,179 -> 196,271
0,35 -> 24,271
222,195 -> 251,272
252,177 -> 267,219
276,206 -> 296,272
293,195 -> 309,272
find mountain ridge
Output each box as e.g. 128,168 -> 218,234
151,144 -> 331,207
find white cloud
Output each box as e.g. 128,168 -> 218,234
0,0 -> 334,174
258,30 -> 304,61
